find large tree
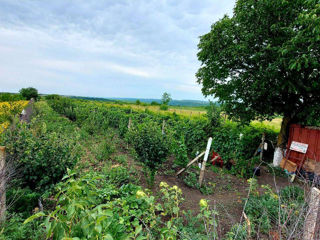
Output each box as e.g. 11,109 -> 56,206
196,0 -> 320,147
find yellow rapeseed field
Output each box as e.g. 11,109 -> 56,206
0,100 -> 28,133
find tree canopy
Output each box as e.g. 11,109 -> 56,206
19,87 -> 39,100
196,0 -> 320,145
161,92 -> 172,105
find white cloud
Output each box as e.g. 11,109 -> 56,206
0,0 -> 235,100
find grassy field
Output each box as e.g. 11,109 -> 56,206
101,102 -> 208,117
102,101 -> 283,131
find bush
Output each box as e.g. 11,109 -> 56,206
126,121 -> 169,185
0,93 -> 24,102
173,136 -> 189,167
19,87 -> 39,101
3,123 -> 80,191
0,213 -> 44,240
160,104 -> 168,110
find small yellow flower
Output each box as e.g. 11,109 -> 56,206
160,182 -> 169,188
136,190 -> 146,198
199,199 -> 208,208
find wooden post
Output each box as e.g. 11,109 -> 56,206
0,146 -> 6,222
176,151 -> 205,176
259,133 -> 265,161
303,187 -> 320,240
162,120 -> 165,135
199,137 -> 212,187
128,118 -> 132,129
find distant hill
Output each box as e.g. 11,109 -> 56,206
69,96 -> 210,107
110,98 -> 210,107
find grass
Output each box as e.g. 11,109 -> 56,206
97,101 -> 282,130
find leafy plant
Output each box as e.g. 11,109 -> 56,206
158,182 -> 184,219
126,121 -> 169,186
173,136 -> 189,167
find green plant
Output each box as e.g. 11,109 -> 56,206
104,166 -> 138,187
224,223 -> 248,240
173,136 -> 189,167
24,170 -> 156,239
91,139 -> 115,161
160,104 -> 169,110
183,171 -> 215,195
114,154 -> 128,165
3,123 -> 81,191
197,0 -> 320,147
0,213 -> 44,240
126,121 -> 169,186
197,199 -> 219,238
158,182 -> 184,219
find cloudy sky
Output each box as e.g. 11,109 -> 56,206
0,0 -> 235,100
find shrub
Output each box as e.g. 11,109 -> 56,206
173,136 -> 189,167
0,93 -> 24,102
126,121 -> 169,186
0,212 -> 44,240
160,104 -> 168,110
24,171 -> 155,239
3,123 -> 81,191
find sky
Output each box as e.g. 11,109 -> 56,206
0,0 -> 235,100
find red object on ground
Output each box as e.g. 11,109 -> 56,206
211,150 -> 223,167
287,124 -> 320,166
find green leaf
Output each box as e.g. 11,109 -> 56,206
23,212 -> 45,224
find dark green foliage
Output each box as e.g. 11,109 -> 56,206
24,171 -> 156,239
1,102 -> 81,191
161,92 -> 171,106
245,184 -> 306,234
127,121 -> 169,169
0,93 -> 24,102
6,187 -> 40,216
197,0 -> 320,138
104,166 -> 138,187
44,94 -> 61,101
0,213 -> 44,240
19,87 -> 39,101
126,121 -> 169,185
173,136 -> 188,167
46,97 -> 278,178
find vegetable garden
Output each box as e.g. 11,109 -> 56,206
0,96 -> 313,239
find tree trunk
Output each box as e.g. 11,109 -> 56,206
277,115 -> 291,148
273,116 -> 291,166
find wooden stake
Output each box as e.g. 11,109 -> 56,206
162,120 -> 165,135
176,151 -> 205,176
128,118 -> 132,129
0,146 -> 6,222
199,137 -> 213,187
260,133 -> 265,161
243,212 -> 251,238
303,187 -> 320,240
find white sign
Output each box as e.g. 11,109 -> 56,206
290,141 -> 308,153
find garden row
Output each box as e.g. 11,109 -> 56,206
47,96 -> 278,178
